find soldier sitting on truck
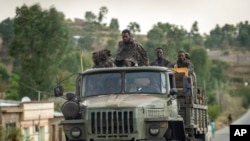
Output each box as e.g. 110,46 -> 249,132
174,50 -> 194,74
92,49 -> 116,68
150,47 -> 172,68
174,50 -> 196,81
114,29 -> 149,67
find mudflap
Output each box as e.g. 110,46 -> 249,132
164,121 -> 186,141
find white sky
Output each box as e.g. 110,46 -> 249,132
0,0 -> 250,34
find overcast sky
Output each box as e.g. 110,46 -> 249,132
1,0 -> 250,34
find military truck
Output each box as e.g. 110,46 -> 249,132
54,66 -> 208,141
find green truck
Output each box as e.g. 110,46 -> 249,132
54,66 -> 208,141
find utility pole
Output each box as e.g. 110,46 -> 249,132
38,91 -> 41,101
80,51 -> 84,72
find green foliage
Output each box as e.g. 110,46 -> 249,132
78,36 -> 94,51
0,64 -> 9,92
98,6 -> 108,23
190,47 -> 210,86
0,126 -> 22,141
0,63 -> 9,81
109,18 -> 119,31
127,22 -> 141,34
85,11 -> 96,23
205,21 -> 250,49
230,87 -> 250,108
210,60 -> 228,82
145,22 -> 189,62
81,52 -> 93,70
59,51 -> 81,73
189,21 -> 203,46
0,18 -> 14,46
147,27 -> 164,42
208,105 -> 221,120
5,74 -> 21,100
9,4 -> 70,100
6,127 -> 22,141
106,39 -> 117,53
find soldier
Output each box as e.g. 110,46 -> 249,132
175,50 -> 197,95
150,47 -> 172,67
115,29 -> 149,67
175,50 -> 194,75
227,114 -> 233,125
92,49 -> 116,68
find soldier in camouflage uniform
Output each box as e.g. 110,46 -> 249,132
92,49 -> 116,68
175,50 -> 194,74
175,50 -> 197,95
115,29 -> 149,67
150,47 -> 172,67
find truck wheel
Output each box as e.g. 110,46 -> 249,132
195,134 -> 205,141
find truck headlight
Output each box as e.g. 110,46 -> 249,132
71,127 -> 81,138
149,124 -> 160,136
62,101 -> 80,119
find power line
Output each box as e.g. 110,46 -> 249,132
19,82 -> 54,100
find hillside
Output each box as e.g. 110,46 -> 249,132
207,49 -> 250,129
208,49 -> 250,83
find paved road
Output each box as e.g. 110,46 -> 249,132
212,109 -> 250,141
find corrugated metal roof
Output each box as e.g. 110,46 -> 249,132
54,111 -> 63,117
0,100 -> 20,107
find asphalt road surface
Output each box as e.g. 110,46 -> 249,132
212,109 -> 250,141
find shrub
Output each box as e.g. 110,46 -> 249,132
208,105 -> 221,120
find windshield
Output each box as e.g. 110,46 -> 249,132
125,72 -> 166,93
82,71 -> 166,97
83,73 -> 121,96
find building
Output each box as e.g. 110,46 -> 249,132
0,99 -> 65,141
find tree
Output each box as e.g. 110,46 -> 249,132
85,11 -> 96,23
127,22 -> 141,34
98,6 -> 108,23
0,18 -> 14,46
145,22 -> 188,61
109,18 -> 119,31
5,74 -> 20,100
78,36 -> 94,51
147,27 -> 164,42
189,21 -> 203,46
0,18 -> 14,56
0,64 -> 9,93
221,24 -> 237,48
237,21 -> 250,49
9,4 -> 70,100
204,25 -> 223,49
190,47 -> 210,86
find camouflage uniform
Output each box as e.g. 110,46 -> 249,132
115,39 -> 148,67
150,58 -> 172,68
92,49 -> 116,68
177,59 -> 194,75
177,58 -> 197,94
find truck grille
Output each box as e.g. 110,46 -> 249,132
90,110 -> 134,134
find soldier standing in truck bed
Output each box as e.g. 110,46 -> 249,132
175,50 -> 194,75
114,29 -> 149,67
150,47 -> 172,68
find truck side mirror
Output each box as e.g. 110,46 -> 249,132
170,88 -> 178,95
54,85 -> 64,97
